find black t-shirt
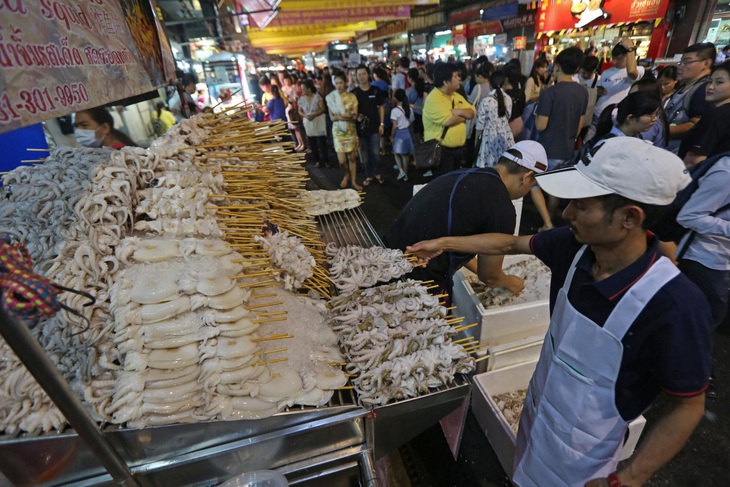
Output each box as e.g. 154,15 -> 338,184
536,82 -> 589,160
352,85 -> 386,136
678,103 -> 730,159
383,168 -> 515,286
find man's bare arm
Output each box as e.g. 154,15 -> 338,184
406,234 -> 535,262
586,393 -> 705,487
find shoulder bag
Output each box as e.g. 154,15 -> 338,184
415,99 -> 454,169
415,125 -> 449,169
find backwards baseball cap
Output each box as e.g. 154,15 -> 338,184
500,141 -> 548,173
535,138 -> 691,206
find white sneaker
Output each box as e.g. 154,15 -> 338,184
397,172 -> 406,181
423,170 -> 433,177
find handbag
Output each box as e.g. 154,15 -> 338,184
414,125 -> 449,169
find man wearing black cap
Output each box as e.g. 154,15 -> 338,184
407,138 -> 713,487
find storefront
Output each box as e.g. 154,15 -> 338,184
534,0 -> 672,64
468,21 -> 507,60
429,30 -> 457,61
703,0 -> 730,46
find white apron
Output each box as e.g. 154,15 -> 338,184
513,246 -> 679,486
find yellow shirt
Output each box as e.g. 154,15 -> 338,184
262,91 -> 289,106
422,89 -> 474,148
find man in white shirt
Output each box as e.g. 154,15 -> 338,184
593,38 -> 644,125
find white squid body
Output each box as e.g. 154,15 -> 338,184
195,239 -> 231,257
203,306 -> 249,325
217,317 -> 258,337
133,239 -> 181,262
130,274 -> 180,304
196,272 -> 235,296
148,342 -> 200,370
191,286 -> 250,310
139,296 -> 191,323
257,368 -> 304,401
207,395 -> 279,421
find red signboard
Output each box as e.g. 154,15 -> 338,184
267,5 -> 411,28
467,21 -> 504,38
448,9 -> 481,26
537,0 -> 671,32
452,24 -> 467,46
514,36 -> 527,50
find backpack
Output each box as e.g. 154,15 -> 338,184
566,132 -> 618,169
520,102 -> 539,142
651,151 -> 730,243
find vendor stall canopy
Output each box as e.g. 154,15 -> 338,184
243,0 -> 439,57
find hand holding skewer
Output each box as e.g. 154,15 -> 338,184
406,239 -> 445,264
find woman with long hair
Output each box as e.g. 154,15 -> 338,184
74,107 -> 138,149
326,72 -> 362,190
629,75 -> 670,147
525,58 -> 550,103
406,68 -> 425,140
466,63 -> 493,164
391,89 -> 415,181
264,85 -> 287,122
298,80 -> 330,167
475,71 -> 514,168
151,101 -> 175,136
657,65 -> 678,104
592,90 -> 662,142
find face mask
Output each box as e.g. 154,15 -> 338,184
75,128 -> 102,147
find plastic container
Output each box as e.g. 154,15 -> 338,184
471,361 -> 646,477
218,470 -> 289,487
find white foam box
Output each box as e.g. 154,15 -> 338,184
472,361 -> 647,478
452,256 -> 550,373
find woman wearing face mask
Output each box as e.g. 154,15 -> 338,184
74,107 -> 138,149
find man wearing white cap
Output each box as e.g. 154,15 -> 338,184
407,138 -> 713,486
384,140 -> 549,298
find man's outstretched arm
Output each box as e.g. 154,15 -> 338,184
406,233 -> 535,262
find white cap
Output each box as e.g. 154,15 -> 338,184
500,141 -> 549,173
535,138 -> 691,206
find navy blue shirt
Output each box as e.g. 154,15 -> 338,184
530,227 -> 713,420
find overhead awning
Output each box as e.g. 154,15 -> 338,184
246,0 -> 439,57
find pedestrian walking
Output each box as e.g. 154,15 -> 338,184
391,89 -> 415,181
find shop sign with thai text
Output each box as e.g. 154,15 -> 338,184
537,0 -> 671,32
369,20 -> 408,42
269,6 -> 411,28
501,13 -> 537,30
467,21 -> 504,38
0,0 -> 155,134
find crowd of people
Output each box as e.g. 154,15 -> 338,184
59,36 -> 730,485
383,41 -> 728,487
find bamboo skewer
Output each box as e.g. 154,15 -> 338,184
256,310 -> 287,316
252,317 -> 287,324
263,347 -> 287,354
257,357 -> 288,366
244,301 -> 283,310
454,323 -> 478,333
251,334 -> 293,342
